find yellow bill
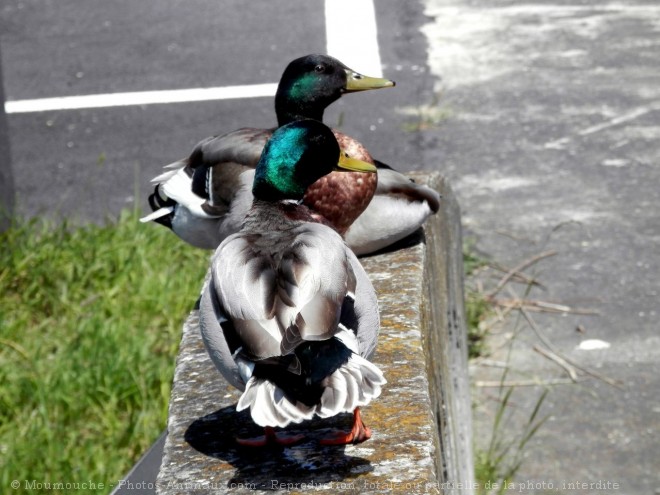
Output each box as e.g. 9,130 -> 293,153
344,69 -> 395,92
337,152 -> 377,173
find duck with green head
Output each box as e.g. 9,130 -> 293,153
199,119 -> 386,446
141,54 -> 440,254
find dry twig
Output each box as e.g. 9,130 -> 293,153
514,295 -> 621,389
488,262 -> 546,289
491,298 -> 600,315
533,345 -> 578,382
475,378 -> 578,387
487,250 -> 557,299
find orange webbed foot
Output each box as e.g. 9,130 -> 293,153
319,408 -> 372,446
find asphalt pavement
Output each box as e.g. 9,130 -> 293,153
1,0 -> 658,493
1,0 -> 431,222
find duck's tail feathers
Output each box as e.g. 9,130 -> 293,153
150,159 -> 188,185
139,206 -> 174,223
237,377 -> 316,428
317,354 -> 386,418
152,167 -> 216,218
236,354 -> 385,428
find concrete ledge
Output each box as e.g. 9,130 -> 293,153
156,173 -> 474,494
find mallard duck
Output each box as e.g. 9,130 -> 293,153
199,120 -> 386,446
140,54 -> 440,255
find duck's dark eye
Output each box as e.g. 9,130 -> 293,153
314,64 -> 325,73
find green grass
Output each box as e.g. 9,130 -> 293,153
465,292 -> 491,359
0,210 -> 209,494
474,386 -> 549,494
463,243 -> 490,358
463,246 -> 551,494
0,214 -> 542,494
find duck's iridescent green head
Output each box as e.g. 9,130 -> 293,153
275,54 -> 395,125
253,120 -> 376,202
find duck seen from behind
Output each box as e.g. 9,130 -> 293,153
199,120 -> 386,446
141,54 -> 440,255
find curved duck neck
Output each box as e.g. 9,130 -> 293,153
243,199 -> 316,232
275,98 -> 325,126
275,78 -> 335,126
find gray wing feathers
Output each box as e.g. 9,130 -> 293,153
201,222 -> 384,428
199,276 -> 245,391
279,227 -> 357,342
211,236 -> 283,359
195,128 -> 270,169
210,224 -> 358,359
346,250 -> 380,359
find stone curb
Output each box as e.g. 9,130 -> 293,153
156,173 -> 474,495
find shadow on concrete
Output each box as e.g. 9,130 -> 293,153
359,228 -> 426,259
185,405 -> 373,491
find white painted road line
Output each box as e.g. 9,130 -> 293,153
4,83 -> 278,114
324,0 -> 383,77
4,0 -> 383,114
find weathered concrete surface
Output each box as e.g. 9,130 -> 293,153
422,2 -> 660,493
414,173 -> 473,488
156,173 -> 474,494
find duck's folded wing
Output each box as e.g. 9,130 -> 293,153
210,235 -> 283,359
211,226 -> 356,359
374,164 -> 441,212
192,129 -> 269,213
345,249 -> 380,358
276,225 -> 358,351
344,165 -> 443,255
199,274 -> 246,391
146,128 -> 270,219
188,127 -> 271,171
